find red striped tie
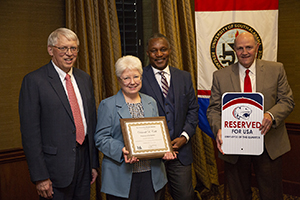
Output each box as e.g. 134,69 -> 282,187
244,69 -> 252,92
65,74 -> 85,144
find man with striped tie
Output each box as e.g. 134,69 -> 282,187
140,33 -> 199,200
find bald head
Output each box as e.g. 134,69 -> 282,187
234,32 -> 258,49
234,32 -> 259,68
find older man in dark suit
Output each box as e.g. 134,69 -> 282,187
207,32 -> 294,200
140,33 -> 199,200
19,28 -> 99,200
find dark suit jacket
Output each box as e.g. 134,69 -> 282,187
207,59 -> 295,164
19,61 -> 99,188
140,65 -> 199,165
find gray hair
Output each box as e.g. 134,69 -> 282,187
115,55 -> 143,78
47,28 -> 79,46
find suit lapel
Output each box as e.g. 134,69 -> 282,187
116,90 -> 131,119
143,65 -> 164,109
255,59 -> 264,93
169,67 -> 180,120
73,68 -> 89,124
231,63 -> 242,92
140,93 -> 154,118
46,62 -> 73,121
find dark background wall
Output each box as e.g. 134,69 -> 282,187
0,0 -> 65,150
277,0 -> 300,123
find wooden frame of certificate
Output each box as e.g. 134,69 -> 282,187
120,116 -> 173,159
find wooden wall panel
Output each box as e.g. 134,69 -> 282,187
0,149 -> 38,200
282,123 -> 300,196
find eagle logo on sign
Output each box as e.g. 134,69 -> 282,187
233,106 -> 252,120
210,22 -> 263,69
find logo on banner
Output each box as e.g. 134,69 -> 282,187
210,22 -> 263,69
233,106 -> 252,120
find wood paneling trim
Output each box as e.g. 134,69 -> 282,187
286,122 -> 300,134
0,148 -> 38,200
0,148 -> 26,164
0,122 -> 298,165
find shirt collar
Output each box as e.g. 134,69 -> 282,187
52,60 -> 73,80
238,59 -> 256,75
151,65 -> 170,75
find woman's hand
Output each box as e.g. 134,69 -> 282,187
122,147 -> 139,164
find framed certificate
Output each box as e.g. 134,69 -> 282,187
120,116 -> 173,159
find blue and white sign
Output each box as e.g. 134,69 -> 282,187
222,92 -> 264,155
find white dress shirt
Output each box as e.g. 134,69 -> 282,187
52,61 -> 87,135
238,60 -> 256,92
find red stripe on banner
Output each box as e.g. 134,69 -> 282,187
198,90 -> 211,96
195,0 -> 278,11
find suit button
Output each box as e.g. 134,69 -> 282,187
73,148 -> 76,152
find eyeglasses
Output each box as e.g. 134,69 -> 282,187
52,46 -> 79,54
119,75 -> 142,84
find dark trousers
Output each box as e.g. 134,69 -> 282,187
106,171 -> 163,200
40,141 -> 91,200
225,150 -> 283,200
163,159 -> 194,200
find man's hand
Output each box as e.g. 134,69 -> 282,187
162,151 -> 177,160
122,147 -> 139,164
90,168 -> 98,184
216,129 -> 224,155
171,136 -> 187,151
36,179 -> 53,199
260,113 -> 272,135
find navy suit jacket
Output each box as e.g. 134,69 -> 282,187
140,65 -> 199,165
19,61 -> 99,188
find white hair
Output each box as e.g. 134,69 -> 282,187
115,55 -> 143,78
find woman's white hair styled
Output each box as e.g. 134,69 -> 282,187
115,55 -> 143,78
